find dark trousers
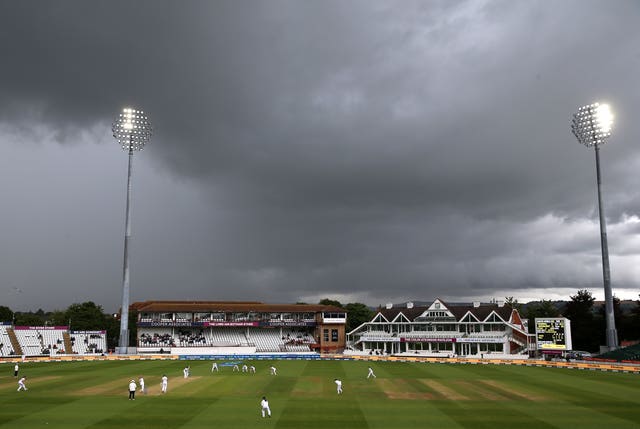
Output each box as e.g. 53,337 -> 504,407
129,390 -> 135,399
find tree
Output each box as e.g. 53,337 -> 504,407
318,299 -> 343,308
64,302 -> 108,331
504,297 -> 522,312
563,289 -> 598,351
628,295 -> 640,341
597,296 -> 625,341
104,313 -> 121,350
523,300 -> 561,334
48,310 -> 67,326
344,303 -> 374,332
0,306 -> 13,323
14,312 -> 45,326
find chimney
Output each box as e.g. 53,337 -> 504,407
406,302 -> 414,309
473,301 -> 480,308
385,303 -> 393,309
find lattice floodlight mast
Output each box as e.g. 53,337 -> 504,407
112,107 -> 152,354
571,102 -> 618,351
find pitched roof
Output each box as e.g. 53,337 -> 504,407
376,302 -> 514,322
448,305 -> 512,321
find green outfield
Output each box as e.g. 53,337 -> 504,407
1,359 -> 639,429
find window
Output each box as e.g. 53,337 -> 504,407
331,329 -> 338,342
487,343 -> 503,352
323,312 -> 346,319
323,329 -> 329,342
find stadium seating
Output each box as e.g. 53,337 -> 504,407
12,328 -> 68,355
597,343 -> 640,362
12,329 -> 45,355
41,329 -> 66,354
208,328 -> 249,346
176,329 -> 209,347
0,326 -> 13,357
247,328 -> 281,352
70,332 -> 107,354
135,326 -> 316,352
247,328 -> 314,352
138,329 -> 176,347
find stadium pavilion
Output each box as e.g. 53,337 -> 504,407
131,301 -> 347,354
346,299 -> 533,357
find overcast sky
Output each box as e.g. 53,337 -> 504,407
1,1 -> 639,312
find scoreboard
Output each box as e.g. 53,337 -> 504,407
535,318 -> 572,350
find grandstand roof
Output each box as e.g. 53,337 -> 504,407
130,301 -> 345,313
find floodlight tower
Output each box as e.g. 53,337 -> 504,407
571,102 -> 618,351
112,108 -> 152,354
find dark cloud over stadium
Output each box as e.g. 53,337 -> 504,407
1,1 -> 639,311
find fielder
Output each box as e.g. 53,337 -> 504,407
139,376 -> 146,394
161,374 -> 168,393
334,379 -> 343,394
270,366 -> 277,375
17,376 -> 27,391
367,367 -> 377,379
211,362 -> 219,372
260,396 -> 271,418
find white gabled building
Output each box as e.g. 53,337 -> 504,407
346,299 -> 533,357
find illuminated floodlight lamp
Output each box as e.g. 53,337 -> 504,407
112,108 -> 152,152
571,102 -> 613,147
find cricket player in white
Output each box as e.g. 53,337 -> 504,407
260,396 -> 271,418
17,376 -> 27,391
139,377 -> 146,394
161,375 -> 168,393
211,362 -> 219,372
183,366 -> 190,379
334,379 -> 342,394
242,364 -> 248,373
367,367 -> 376,379
249,365 -> 256,373
14,364 -> 19,377
270,366 -> 277,375
232,364 -> 239,372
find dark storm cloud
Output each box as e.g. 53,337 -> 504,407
1,0 -> 639,310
